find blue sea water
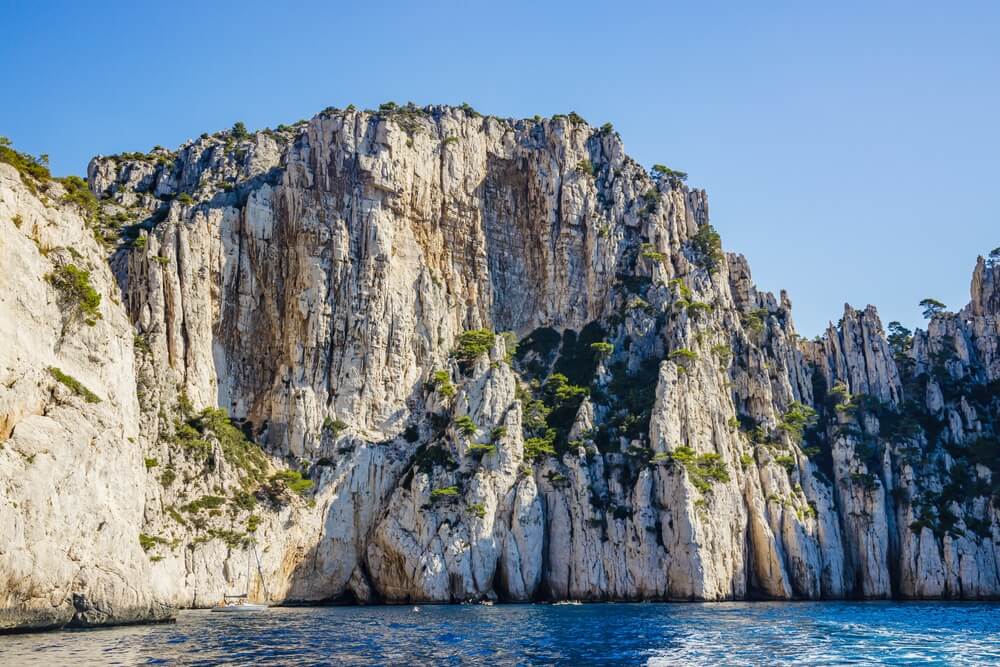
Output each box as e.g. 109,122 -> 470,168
2,601 -> 999,665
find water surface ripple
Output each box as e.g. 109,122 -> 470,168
2,601 -> 998,665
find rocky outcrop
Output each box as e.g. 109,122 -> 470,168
0,163 -> 171,630
2,105 -> 999,629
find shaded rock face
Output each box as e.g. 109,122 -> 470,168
2,105 -> 999,629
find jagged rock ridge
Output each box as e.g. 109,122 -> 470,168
1,104 -> 998,629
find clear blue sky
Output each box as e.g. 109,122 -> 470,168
2,1 -> 997,336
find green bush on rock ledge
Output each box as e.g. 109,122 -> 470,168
430,486 -> 460,500
689,223 -> 724,274
590,341 -> 614,360
47,366 -> 101,404
453,329 -> 495,362
668,446 -> 730,493
668,348 -> 699,366
429,369 -> 456,398
0,135 -> 51,193
323,416 -> 348,436
268,469 -> 314,496
651,164 -> 688,183
467,443 -> 497,457
47,263 -> 102,326
454,415 -> 478,437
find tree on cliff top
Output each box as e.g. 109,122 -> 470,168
987,247 -> 1000,267
919,298 -> 947,319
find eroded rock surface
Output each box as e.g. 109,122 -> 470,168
2,105 -> 999,629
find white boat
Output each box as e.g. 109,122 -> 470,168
210,542 -> 270,613
212,595 -> 267,614
211,595 -> 268,613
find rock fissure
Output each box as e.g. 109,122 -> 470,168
2,107 -> 999,630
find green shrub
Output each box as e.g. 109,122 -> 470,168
576,159 -> 594,177
689,223 -> 724,273
828,382 -> 855,414
641,187 -> 660,213
458,102 -> 481,118
231,491 -> 257,512
467,443 -> 497,456
774,455 -> 796,471
247,514 -> 261,533
0,136 -> 51,192
640,243 -> 667,263
144,457 -> 158,469
468,502 -> 487,518
686,301 -> 713,318
208,528 -> 250,549
166,506 -> 186,525
47,263 -> 102,325
919,298 -> 947,319
231,121 -> 249,139
668,348 -> 699,365
628,297 -> 654,314
590,341 -> 614,359
183,495 -> 227,513
57,175 -> 99,223
177,193 -> 194,205
323,417 -> 348,436
710,344 -> 732,368
191,408 -> 269,484
430,486 -> 460,500
429,369 -> 456,398
133,334 -> 152,354
651,164 -> 688,183
668,446 -> 730,493
139,533 -> 167,551
160,468 -> 176,487
777,402 -> 818,444
542,373 -> 588,403
47,366 -> 101,403
739,453 -> 754,468
851,471 -> 879,491
269,469 -> 314,496
454,329 -> 495,361
668,278 -> 693,299
524,433 -> 557,461
454,415 -> 478,437
741,308 -> 768,335
887,321 -> 913,360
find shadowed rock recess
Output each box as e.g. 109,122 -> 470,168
1,105 -> 999,630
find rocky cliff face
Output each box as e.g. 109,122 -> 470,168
1,104 -> 998,629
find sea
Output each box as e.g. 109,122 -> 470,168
2,601 -> 999,665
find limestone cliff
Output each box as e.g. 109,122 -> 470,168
1,105 -> 998,629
